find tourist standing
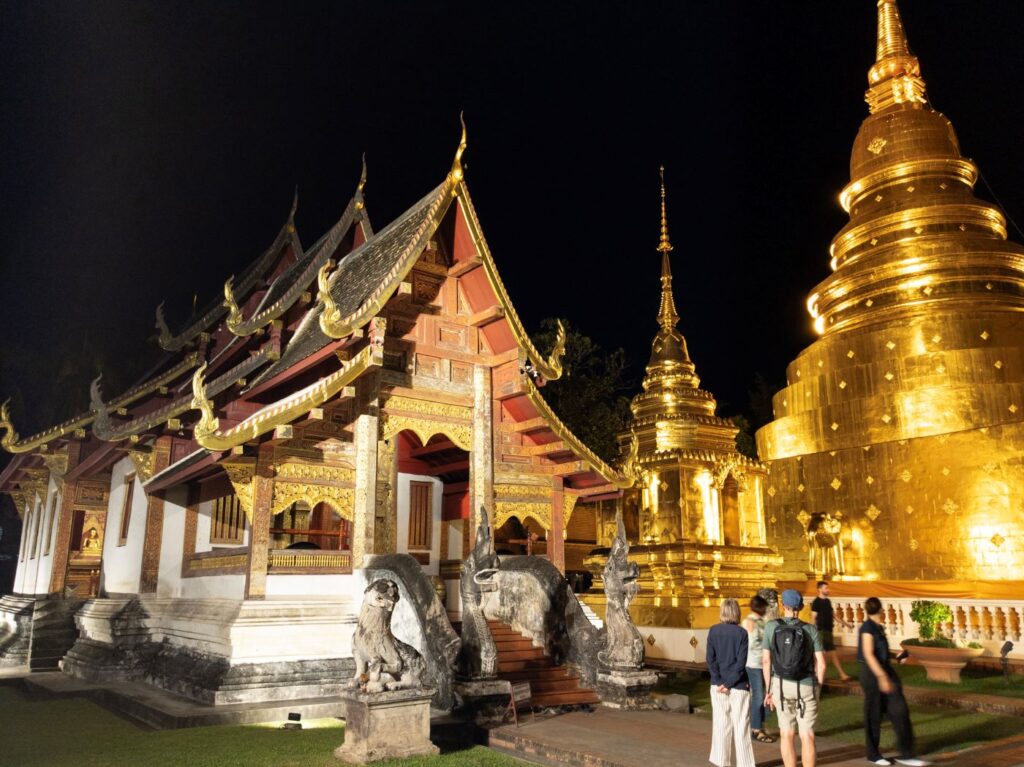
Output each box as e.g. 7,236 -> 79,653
742,595 -> 774,743
763,589 -> 826,767
810,580 -> 852,681
706,598 -> 756,767
858,597 -> 931,766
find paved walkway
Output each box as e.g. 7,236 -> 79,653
492,708 -> 869,767
490,707 -> 1024,767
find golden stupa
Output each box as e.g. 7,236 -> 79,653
585,170 -> 780,631
756,0 -> 1024,585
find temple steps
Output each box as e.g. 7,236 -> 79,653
484,619 -> 601,708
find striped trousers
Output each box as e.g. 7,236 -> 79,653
709,686 -> 757,767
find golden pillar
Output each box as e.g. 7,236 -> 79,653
244,447 -> 275,599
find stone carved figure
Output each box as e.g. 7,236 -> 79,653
457,508 -> 499,679
598,513 -> 644,671
807,513 -> 845,576
348,579 -> 425,693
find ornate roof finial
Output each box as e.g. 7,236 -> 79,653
356,151 -> 368,209
866,0 -> 927,113
656,167 -> 679,331
449,112 -> 467,190
657,165 -> 673,254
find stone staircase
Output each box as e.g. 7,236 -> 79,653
28,598 -> 84,671
487,619 -> 600,708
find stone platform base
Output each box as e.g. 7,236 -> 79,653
454,678 -> 515,723
0,595 -> 83,670
22,671 -> 347,729
62,596 -> 356,705
335,688 -> 438,763
596,668 -> 658,709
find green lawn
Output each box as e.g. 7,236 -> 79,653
0,686 -> 524,767
656,672 -> 1024,755
837,661 -> 1024,698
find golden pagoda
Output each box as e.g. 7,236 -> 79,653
585,169 -> 780,640
756,0 -> 1024,585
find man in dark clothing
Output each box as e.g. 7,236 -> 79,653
810,580 -> 851,681
857,597 -> 931,766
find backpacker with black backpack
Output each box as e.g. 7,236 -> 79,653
770,619 -> 815,715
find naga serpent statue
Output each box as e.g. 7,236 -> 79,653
457,507 -> 500,679
598,513 -> 645,671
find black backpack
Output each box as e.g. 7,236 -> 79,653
770,620 -> 813,681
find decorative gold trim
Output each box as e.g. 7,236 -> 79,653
563,493 -> 581,527
222,459 -> 256,523
454,183 -> 567,381
191,342 -> 382,450
520,373 -> 633,488
270,484 -> 354,519
496,500 -> 551,531
379,414 -> 473,451
223,275 -> 245,334
127,449 -> 157,483
1,354 -> 199,454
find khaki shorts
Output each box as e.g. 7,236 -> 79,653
770,677 -> 819,734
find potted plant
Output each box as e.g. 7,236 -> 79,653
901,600 -> 983,683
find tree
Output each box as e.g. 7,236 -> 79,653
532,318 -> 634,464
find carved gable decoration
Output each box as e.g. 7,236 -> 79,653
379,395 -> 473,451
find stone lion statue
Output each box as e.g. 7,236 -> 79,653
349,579 -> 425,693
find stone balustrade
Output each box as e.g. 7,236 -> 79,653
810,594 -> 1024,661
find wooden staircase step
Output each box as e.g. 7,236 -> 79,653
529,690 -> 602,707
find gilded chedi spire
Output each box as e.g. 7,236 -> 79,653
756,3 -> 1024,583
629,168 -> 737,458
866,0 -> 927,113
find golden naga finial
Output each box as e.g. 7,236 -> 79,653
866,0 -> 926,113
287,187 -> 298,234
317,260 -> 344,337
657,166 -> 673,254
223,275 -> 245,334
448,112 -> 467,191
155,301 -> 174,350
190,362 -> 219,440
0,399 -> 20,453
356,153 -> 368,211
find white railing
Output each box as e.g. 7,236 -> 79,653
816,595 -> 1024,661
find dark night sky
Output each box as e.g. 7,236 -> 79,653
3,0 -> 1024,434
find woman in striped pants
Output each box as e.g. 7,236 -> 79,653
707,598 -> 757,767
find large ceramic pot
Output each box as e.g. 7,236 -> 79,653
901,643 -> 984,683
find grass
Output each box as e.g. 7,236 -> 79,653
838,660 -> 1024,698
0,685 -> 525,767
656,671 -> 1024,755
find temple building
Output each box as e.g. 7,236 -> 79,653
583,171 -> 780,662
757,1 -> 1023,657
0,128 -> 631,701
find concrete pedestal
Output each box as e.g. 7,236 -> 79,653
335,688 -> 438,763
454,678 -> 514,724
596,668 -> 659,709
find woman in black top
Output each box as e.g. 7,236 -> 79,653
858,597 -> 930,766
706,598 -> 756,767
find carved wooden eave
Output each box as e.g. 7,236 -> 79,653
520,373 -> 634,489
0,354 -> 200,455
92,347 -> 275,443
226,162 -> 371,338
190,340 -> 383,451
156,191 -> 300,352
453,182 -> 567,382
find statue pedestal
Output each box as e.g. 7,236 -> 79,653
454,678 -> 515,724
596,668 -> 659,710
335,688 -> 438,763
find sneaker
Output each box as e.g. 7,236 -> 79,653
868,759 -> 893,766
895,759 -> 931,766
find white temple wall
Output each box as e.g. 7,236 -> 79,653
26,477 -> 61,596
155,487 -> 187,598
14,494 -> 40,594
395,472 -> 443,576
265,573 -> 360,599
179,574 -> 246,600
101,456 -> 149,595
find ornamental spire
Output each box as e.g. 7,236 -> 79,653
656,167 -> 678,331
866,0 -> 927,113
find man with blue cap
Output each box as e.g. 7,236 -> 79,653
762,589 -> 826,767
